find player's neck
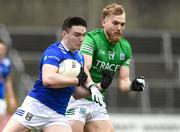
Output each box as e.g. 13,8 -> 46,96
61,40 -> 75,52
103,31 -> 116,45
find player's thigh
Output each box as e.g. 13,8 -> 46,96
84,120 -> 114,132
69,120 -> 84,132
43,125 -> 72,132
2,118 -> 30,132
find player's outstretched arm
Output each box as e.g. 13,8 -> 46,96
118,66 -> 145,92
118,66 -> 132,92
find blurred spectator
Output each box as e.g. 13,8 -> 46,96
0,39 -> 17,130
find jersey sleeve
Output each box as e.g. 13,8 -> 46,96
80,33 -> 96,56
122,40 -> 132,67
42,48 -> 62,68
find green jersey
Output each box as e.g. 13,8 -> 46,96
80,28 -> 132,100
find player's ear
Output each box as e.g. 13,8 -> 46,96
62,30 -> 68,37
101,18 -> 106,27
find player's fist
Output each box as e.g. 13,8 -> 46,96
130,76 -> 145,91
77,67 -> 87,86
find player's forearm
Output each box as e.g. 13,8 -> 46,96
118,80 -> 131,92
73,86 -> 91,99
43,73 -> 79,88
83,54 -> 94,83
84,64 -> 93,82
6,77 -> 16,99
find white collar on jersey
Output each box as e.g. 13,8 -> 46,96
61,41 -> 77,53
61,41 -> 70,51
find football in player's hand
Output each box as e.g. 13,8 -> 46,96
58,59 -> 81,78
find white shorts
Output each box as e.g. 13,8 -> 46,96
66,97 -> 110,124
0,99 -> 7,115
12,96 -> 70,130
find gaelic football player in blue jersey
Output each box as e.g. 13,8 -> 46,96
3,16 -> 103,132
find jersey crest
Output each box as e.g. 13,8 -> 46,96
120,53 -> 125,60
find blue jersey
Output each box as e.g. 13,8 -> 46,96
29,41 -> 84,115
0,58 -> 11,99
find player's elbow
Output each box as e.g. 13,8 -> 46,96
73,95 -> 81,100
42,76 -> 53,86
43,80 -> 51,87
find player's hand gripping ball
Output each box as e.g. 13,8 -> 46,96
58,59 -> 81,78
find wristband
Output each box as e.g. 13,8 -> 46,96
85,81 -> 96,90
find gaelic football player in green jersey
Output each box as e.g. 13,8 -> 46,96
67,3 -> 145,132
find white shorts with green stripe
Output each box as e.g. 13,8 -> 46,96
66,96 -> 110,124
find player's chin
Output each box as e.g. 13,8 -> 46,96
111,36 -> 121,43
74,45 -> 81,50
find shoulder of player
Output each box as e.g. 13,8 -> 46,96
86,28 -> 103,37
45,41 -> 67,55
84,28 -> 103,46
119,37 -> 131,48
